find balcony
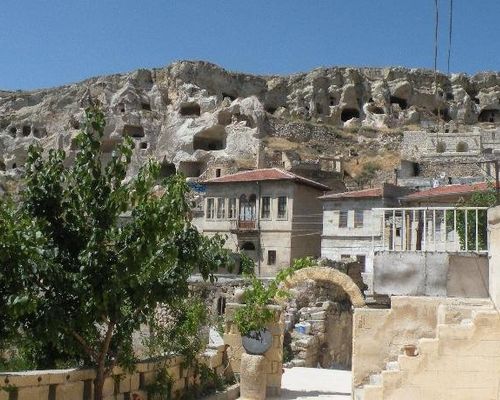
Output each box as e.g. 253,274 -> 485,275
374,207 -> 489,253
230,219 -> 257,233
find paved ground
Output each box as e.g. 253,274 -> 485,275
275,367 -> 352,399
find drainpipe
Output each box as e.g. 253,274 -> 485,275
257,181 -> 261,276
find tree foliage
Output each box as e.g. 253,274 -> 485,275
233,257 -> 315,336
0,102 -> 231,399
449,187 -> 497,251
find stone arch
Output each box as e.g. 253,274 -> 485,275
278,266 -> 365,308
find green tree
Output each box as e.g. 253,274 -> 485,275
233,257 -> 315,336
449,187 -> 497,251
0,102 -> 230,400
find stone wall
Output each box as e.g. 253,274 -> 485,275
267,116 -> 338,144
0,346 -> 228,400
223,303 -> 283,397
285,300 -> 352,369
352,296 -> 493,387
357,299 -> 500,400
488,205 -> 500,309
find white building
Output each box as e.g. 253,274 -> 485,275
320,184 -> 411,293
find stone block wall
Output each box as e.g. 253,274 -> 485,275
352,296 -> 493,387
284,300 -> 352,369
223,303 -> 283,397
0,346 -> 227,400
358,299 -> 500,399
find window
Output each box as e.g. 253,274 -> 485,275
356,255 -> 366,272
217,297 -> 226,316
339,210 -> 348,228
206,198 -> 215,219
261,196 -> 271,219
354,210 -> 364,228
267,250 -> 277,265
228,198 -> 237,219
277,196 -> 287,219
340,254 -> 351,261
215,168 -> 221,178
240,194 -> 256,221
216,198 -> 225,219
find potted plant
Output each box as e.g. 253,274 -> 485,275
233,257 -> 314,354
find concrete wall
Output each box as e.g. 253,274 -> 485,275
0,347 -> 227,400
373,252 -> 488,298
488,206 -> 500,309
223,304 -> 283,397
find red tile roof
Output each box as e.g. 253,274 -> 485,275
204,168 -> 330,191
403,182 -> 492,201
319,187 -> 383,200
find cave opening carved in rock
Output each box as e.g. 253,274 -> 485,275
341,108 -> 360,122
100,138 -> 123,153
159,162 -> 176,178
178,161 -> 204,178
179,102 -> 201,117
390,96 -> 408,110
478,109 -> 499,123
123,125 -> 145,138
193,126 -> 227,151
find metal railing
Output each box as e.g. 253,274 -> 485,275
374,207 -> 489,253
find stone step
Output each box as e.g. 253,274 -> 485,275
397,354 -> 422,372
381,370 -> 403,390
417,338 -> 439,354
360,384 -> 383,400
385,361 -> 399,371
437,322 -> 475,340
472,309 -> 500,326
354,387 -> 365,400
369,373 -> 382,385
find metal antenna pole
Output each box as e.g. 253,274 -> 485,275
495,160 -> 500,205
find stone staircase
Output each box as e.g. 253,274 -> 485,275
354,300 -> 499,400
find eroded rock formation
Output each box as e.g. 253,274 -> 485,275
0,61 -> 499,192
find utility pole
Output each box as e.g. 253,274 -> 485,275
495,160 -> 500,205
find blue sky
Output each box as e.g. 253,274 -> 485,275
1,1 -> 499,90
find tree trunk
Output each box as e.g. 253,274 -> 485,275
94,365 -> 105,400
93,321 -> 115,400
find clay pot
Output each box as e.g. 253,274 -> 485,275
403,344 -> 417,357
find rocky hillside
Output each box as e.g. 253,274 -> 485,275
0,61 -> 499,193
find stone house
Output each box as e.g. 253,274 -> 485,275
196,168 -> 330,277
319,184 -> 411,293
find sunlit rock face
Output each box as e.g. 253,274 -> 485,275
0,61 -> 498,183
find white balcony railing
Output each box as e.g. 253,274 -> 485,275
374,207 -> 489,253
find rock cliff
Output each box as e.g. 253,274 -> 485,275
0,61 -> 499,193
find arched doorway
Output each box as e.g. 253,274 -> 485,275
240,241 -> 257,267
278,266 -> 365,369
